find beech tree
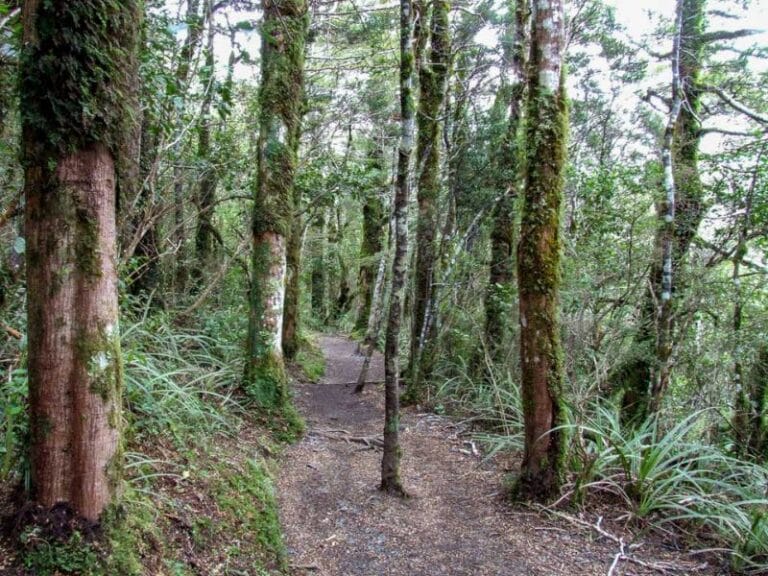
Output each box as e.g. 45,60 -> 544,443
514,0 -> 567,501
21,0 -> 139,520
245,0 -> 309,406
406,0 -> 450,402
381,0 -> 415,496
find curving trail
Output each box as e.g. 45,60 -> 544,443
276,335 -> 713,576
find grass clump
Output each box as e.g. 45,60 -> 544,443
568,404 -> 768,574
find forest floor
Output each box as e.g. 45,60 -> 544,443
276,334 -> 720,576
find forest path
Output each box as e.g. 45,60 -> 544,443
276,335 -> 711,576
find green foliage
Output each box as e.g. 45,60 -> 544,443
20,529 -> 99,576
1,367 -> 28,480
122,311 -> 244,442
570,405 -> 768,573
20,0 -> 140,163
294,334 -> 326,382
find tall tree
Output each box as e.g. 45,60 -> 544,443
21,0 -> 139,520
193,0 -> 219,281
245,0 -> 308,405
406,0 -> 450,402
381,0 -> 415,496
514,0 -> 567,501
484,0 -> 527,362
354,143 -> 387,333
617,0 -> 704,423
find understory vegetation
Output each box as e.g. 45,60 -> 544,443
1,0 -> 767,573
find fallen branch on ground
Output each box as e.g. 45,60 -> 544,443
309,429 -> 384,449
535,507 -> 709,575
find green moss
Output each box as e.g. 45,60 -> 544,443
21,529 -> 99,576
73,205 -> 102,278
20,0 -> 140,169
294,336 -> 326,382
212,458 -> 287,571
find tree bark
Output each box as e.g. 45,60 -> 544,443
354,144 -> 387,333
380,0 -> 415,497
245,0 -> 308,406
21,0 -> 138,521
484,0 -> 527,363
618,0 -> 703,424
513,0 -> 566,502
193,0 -> 219,284
406,0 -> 450,403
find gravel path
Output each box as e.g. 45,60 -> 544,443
275,335 -> 715,576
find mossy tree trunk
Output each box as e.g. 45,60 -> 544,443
310,209 -> 327,320
381,0 -> 415,497
618,0 -> 704,424
484,0 -> 527,363
193,0 -> 219,285
127,116 -> 162,301
513,0 -> 566,502
406,0 -> 450,404
354,144 -> 387,333
245,0 -> 308,406
283,182 -> 304,360
21,0 -> 139,521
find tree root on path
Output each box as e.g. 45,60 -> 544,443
308,429 -> 384,449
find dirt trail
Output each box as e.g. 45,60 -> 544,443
276,335 -> 714,576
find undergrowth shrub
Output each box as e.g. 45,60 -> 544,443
569,404 -> 768,574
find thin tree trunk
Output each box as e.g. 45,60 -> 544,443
193,0 -> 218,284
380,0 -> 415,497
245,0 -> 308,406
21,0 -> 139,521
311,210 -> 327,320
618,0 -> 702,424
406,0 -> 450,403
513,0 -> 566,502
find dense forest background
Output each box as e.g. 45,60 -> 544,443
1,0 -> 768,573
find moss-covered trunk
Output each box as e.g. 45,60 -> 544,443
283,202 -> 303,360
618,0 -> 704,424
194,2 -> 219,283
310,210 -> 327,321
21,0 -> 138,521
381,0 -> 415,496
354,145 -> 387,333
513,0 -> 566,502
245,0 -> 308,406
484,0 -> 527,363
406,0 -> 450,403
127,117 -> 161,300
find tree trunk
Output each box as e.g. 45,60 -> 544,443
380,0 -> 415,497
513,0 -> 566,502
21,0 -> 139,521
311,210 -> 327,321
245,0 -> 308,406
484,0 -> 527,363
283,200 -> 303,360
193,0 -> 218,284
618,0 -> 702,424
406,0 -> 450,403
354,145 -> 387,333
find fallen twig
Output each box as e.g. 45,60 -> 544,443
536,507 -> 708,575
308,429 -> 383,449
